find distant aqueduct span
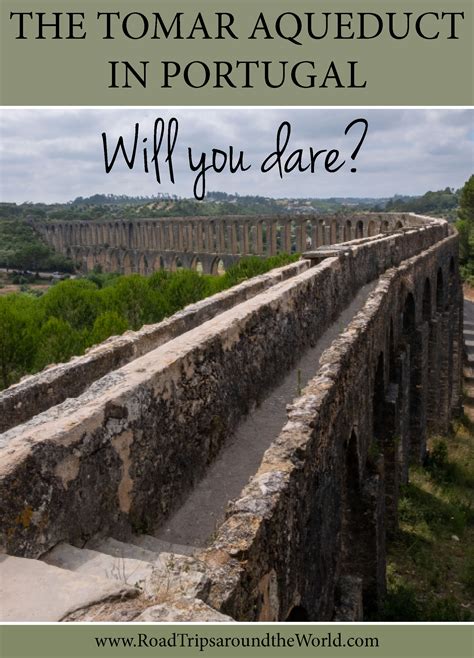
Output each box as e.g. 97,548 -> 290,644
33,213 -> 407,274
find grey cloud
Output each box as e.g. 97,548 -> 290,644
0,108 -> 472,203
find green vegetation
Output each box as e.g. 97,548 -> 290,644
0,194 -> 386,224
0,219 -> 74,272
456,175 -> 474,283
0,254 -> 298,390
379,418 -> 474,621
383,187 -> 460,220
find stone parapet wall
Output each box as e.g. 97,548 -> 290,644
0,214 -> 462,622
199,233 -> 461,621
0,217 -> 452,561
0,260 -> 309,433
0,215 -> 447,435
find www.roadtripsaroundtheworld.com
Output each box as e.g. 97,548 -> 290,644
95,631 -> 380,651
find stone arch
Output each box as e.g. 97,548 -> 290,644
108,250 -> 120,273
305,220 -> 313,249
86,251 -> 95,273
123,251 -> 133,275
342,428 -> 385,613
344,220 -> 352,242
261,221 -> 268,256
211,257 -> 226,275
356,220 -> 364,239
249,224 -> 257,254
381,220 -> 390,233
191,256 -> 204,274
395,220 -> 403,230
402,291 -> 426,463
368,220 -> 377,237
138,253 -> 148,276
436,267 -> 444,311
422,278 -> 432,321
219,219 -> 229,253
153,254 -> 164,271
372,352 -> 385,445
231,221 -> 241,255
171,256 -> 184,272
208,220 -> 217,252
402,291 -> 416,334
340,431 -> 362,584
388,318 -> 396,383
317,219 -> 325,247
330,219 -> 337,244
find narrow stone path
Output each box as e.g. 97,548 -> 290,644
153,281 -> 378,549
463,299 -> 474,422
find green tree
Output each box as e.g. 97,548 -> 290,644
14,243 -> 51,272
458,175 -> 474,223
102,275 -> 163,329
90,311 -> 128,345
0,295 -> 39,388
34,317 -> 83,371
40,279 -> 101,330
456,175 -> 474,278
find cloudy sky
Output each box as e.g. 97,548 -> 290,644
0,108 -> 472,203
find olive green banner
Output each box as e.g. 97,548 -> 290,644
1,624 -> 473,658
0,0 -> 473,105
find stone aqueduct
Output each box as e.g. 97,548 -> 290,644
34,213 -> 405,274
0,212 -> 463,622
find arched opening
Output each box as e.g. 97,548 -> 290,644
221,220 -> 229,253
388,318 -> 396,383
395,220 -> 403,230
152,255 -> 164,271
86,252 -> 95,273
249,224 -> 257,254
208,221 -> 216,252
192,257 -> 203,274
261,221 -> 268,255
211,258 -> 225,276
436,268 -> 444,312
305,220 -> 312,250
344,220 -> 352,242
122,252 -> 133,275
138,254 -> 147,276
172,257 -> 184,272
232,222 -> 241,255
382,220 -> 390,233
422,278 -> 432,322
356,221 -> 364,239
368,220 -> 377,237
402,291 -> 426,463
402,292 -> 416,334
372,353 -> 385,447
286,606 -> 309,621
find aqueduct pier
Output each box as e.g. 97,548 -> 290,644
0,213 -> 463,622
34,213 -> 407,274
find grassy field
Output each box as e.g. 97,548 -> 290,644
379,416 -> 474,621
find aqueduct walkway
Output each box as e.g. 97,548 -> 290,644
0,213 -> 463,622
